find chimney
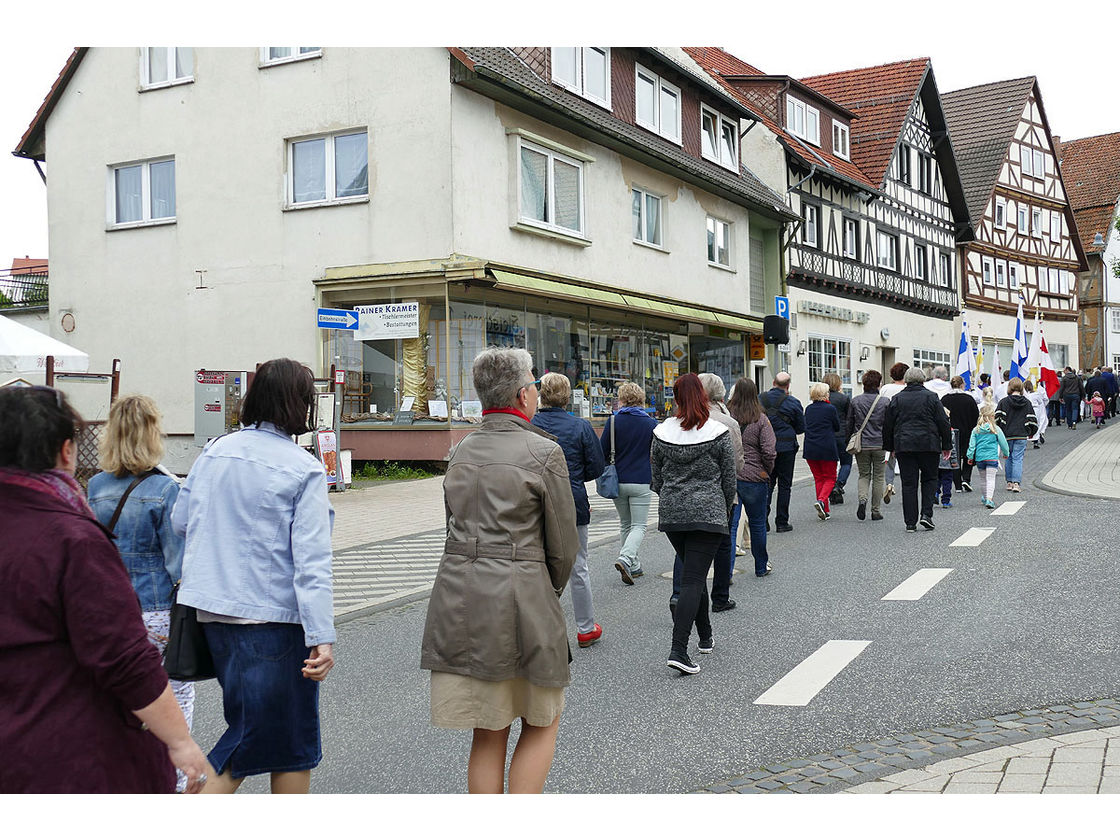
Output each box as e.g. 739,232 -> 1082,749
1053,135 -> 1062,163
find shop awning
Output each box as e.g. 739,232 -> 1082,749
489,270 -> 760,332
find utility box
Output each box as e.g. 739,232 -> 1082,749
194,370 -> 247,445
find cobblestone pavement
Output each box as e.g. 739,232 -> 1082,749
696,698 -> 1120,794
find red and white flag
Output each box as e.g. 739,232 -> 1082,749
1028,316 -> 1060,398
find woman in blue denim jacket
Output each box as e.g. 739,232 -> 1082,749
171,358 -> 335,795
88,395 -> 194,757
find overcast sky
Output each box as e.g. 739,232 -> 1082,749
3,1 -> 1116,268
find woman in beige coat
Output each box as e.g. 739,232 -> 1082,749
421,347 -> 578,793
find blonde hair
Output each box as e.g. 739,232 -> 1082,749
977,394 -> 997,428
822,372 -> 843,392
99,394 -> 164,477
538,372 -> 571,407
809,382 -> 830,401
617,381 -> 645,407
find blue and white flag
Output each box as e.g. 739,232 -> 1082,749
955,312 -> 973,390
1009,297 -> 1028,381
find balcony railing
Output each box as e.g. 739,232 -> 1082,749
789,245 -> 958,312
0,269 -> 49,310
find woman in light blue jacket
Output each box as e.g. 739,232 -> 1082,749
171,358 -> 335,795
88,395 -> 193,761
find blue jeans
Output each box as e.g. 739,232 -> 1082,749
836,452 -> 853,489
1006,439 -> 1027,483
737,479 -> 770,576
1065,396 -> 1080,427
728,502 -> 742,574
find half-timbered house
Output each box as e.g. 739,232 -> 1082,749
687,49 -> 972,400
1057,132 -> 1120,370
942,78 -> 1087,372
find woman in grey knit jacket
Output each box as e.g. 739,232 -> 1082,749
651,373 -> 738,675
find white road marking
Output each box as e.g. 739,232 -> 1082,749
882,568 -> 953,600
754,640 -> 871,706
991,501 -> 1026,516
950,527 -> 996,547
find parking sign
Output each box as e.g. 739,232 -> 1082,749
775,296 -> 790,320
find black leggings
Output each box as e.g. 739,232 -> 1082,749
666,530 -> 721,656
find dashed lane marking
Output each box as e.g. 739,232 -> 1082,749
881,568 -> 953,600
754,640 -> 871,707
949,527 -> 996,547
990,501 -> 1026,516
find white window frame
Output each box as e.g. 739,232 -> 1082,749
939,252 -> 952,288
1009,263 -> 1019,290
139,48 -> 193,90
1020,145 -> 1032,176
1032,208 -> 1043,237
515,136 -> 587,239
1111,310 -> 1120,333
808,335 -> 855,395
259,47 -> 322,67
802,203 -> 819,248
897,143 -> 911,185
832,122 -> 850,160
106,157 -> 176,229
876,230 -> 898,271
914,244 -> 928,281
843,217 -> 859,258
632,187 -> 664,249
996,261 -> 1007,288
995,197 -> 1006,229
550,47 -> 611,109
1058,269 -> 1069,295
917,153 -> 933,195
700,104 -> 739,172
286,129 -> 369,210
982,257 -> 994,286
786,95 -> 820,145
1050,211 -> 1062,243
1017,206 -> 1029,234
1033,149 -> 1045,179
706,216 -> 732,269
634,64 -> 682,144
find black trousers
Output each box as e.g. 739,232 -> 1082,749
767,450 -> 797,528
666,530 -> 720,656
896,451 -> 940,527
952,428 -> 974,489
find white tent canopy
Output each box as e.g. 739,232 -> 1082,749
0,313 -> 89,376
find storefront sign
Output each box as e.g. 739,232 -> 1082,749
749,334 -> 767,361
315,430 -> 339,485
356,302 -> 421,340
796,299 -> 870,324
662,361 -> 678,382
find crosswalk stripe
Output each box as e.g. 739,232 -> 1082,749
950,527 -> 996,547
881,568 -> 953,601
754,640 -> 871,706
991,501 -> 1026,516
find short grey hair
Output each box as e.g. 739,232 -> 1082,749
472,347 -> 534,410
933,365 -> 949,381
697,372 -> 726,403
904,366 -> 927,385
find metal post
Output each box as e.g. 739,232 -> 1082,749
333,347 -> 344,493
45,354 -> 55,386
110,359 -> 121,403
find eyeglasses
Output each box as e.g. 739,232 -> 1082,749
519,379 -> 541,396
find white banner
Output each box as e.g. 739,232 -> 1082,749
356,302 -> 420,340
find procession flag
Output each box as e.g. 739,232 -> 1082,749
955,312 -> 973,390
1036,320 -> 1060,398
992,342 -> 1003,385
1010,297 -> 1028,381
974,329 -> 984,382
1024,310 -> 1043,378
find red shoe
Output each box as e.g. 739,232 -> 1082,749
577,624 -> 603,648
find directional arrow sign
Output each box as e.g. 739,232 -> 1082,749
317,308 -> 359,330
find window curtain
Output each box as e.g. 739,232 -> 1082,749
174,48 -> 192,79
149,161 -> 175,219
520,147 -> 548,223
553,160 -> 580,231
334,132 -> 368,198
633,190 -> 643,240
115,166 -> 143,223
645,194 -> 660,244
293,138 -> 326,203
147,48 -> 168,84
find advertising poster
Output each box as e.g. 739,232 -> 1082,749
315,430 -> 339,486
355,301 -> 421,341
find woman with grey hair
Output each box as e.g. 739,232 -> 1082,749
532,372 -> 606,648
421,347 -> 578,793
882,366 -> 953,532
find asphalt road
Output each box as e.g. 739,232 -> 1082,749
189,426 -> 1120,793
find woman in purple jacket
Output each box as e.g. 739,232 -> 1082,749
727,378 -> 776,577
0,386 -> 209,793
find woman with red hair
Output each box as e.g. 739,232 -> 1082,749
650,373 -> 737,675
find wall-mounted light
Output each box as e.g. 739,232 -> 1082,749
796,340 -> 808,357
1093,232 -> 1105,247
860,346 -> 871,361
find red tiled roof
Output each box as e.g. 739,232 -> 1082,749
9,258 -> 47,274
14,48 -> 86,161
682,47 -> 878,191
801,58 -> 930,186
1061,132 -> 1120,253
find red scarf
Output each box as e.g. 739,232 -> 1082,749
0,466 -> 93,516
482,407 -> 531,423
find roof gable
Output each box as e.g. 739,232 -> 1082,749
1060,132 -> 1120,252
14,48 -> 86,161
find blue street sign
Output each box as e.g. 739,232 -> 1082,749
317,308 -> 359,330
775,296 -> 790,320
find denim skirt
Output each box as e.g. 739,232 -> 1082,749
202,622 -> 321,778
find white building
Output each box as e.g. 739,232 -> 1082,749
15,47 -> 795,467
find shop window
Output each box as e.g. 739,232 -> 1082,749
913,348 -> 952,375
808,336 -> 853,395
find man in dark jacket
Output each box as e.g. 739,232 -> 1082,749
760,372 -> 805,532
883,367 -> 952,532
1102,367 -> 1119,418
1058,367 -> 1084,429
942,377 -> 980,492
532,372 -> 606,648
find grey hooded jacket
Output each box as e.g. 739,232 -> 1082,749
650,416 -> 737,534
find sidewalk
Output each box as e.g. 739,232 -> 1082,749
1036,419 -> 1120,500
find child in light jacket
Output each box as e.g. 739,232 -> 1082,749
966,402 -> 1009,509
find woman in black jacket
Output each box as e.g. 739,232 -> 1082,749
941,376 -> 980,493
882,367 -> 953,532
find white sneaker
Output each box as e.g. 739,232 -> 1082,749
735,545 -> 747,556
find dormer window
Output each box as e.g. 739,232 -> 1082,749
832,122 -> 849,160
634,64 -> 682,144
786,95 -> 820,145
551,48 -> 611,109
700,105 -> 738,172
